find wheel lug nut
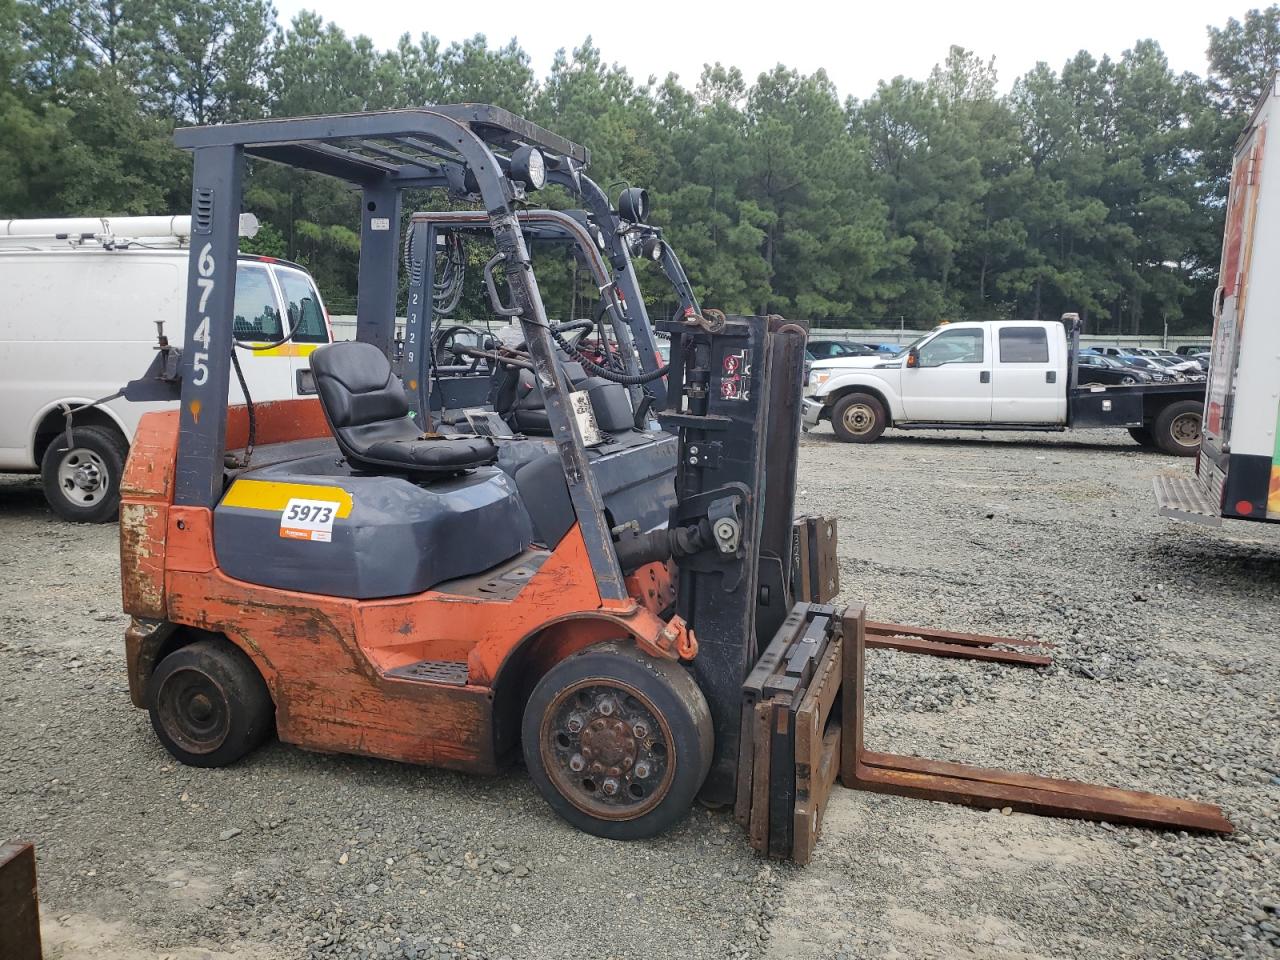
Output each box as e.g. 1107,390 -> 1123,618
591,762 -> 603,774
598,698 -> 615,716
601,777 -> 620,796
569,753 -> 585,772
634,761 -> 651,779
567,715 -> 583,733
632,722 -> 648,738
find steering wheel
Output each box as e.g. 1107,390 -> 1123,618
433,325 -> 484,369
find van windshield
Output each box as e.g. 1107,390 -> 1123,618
275,268 -> 328,344
233,265 -> 282,342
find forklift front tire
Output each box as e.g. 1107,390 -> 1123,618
522,641 -> 713,841
147,639 -> 275,768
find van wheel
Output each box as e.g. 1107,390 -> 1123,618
1153,401 -> 1202,457
40,425 -> 129,523
148,639 -> 275,768
831,393 -> 887,443
522,642 -> 713,841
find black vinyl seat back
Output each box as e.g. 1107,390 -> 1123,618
311,341 -> 497,476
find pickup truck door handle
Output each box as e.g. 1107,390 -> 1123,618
980,371 -> 991,384
1046,370 -> 1057,383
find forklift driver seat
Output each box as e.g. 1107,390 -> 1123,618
311,341 -> 498,476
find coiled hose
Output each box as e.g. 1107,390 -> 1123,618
548,324 -> 671,385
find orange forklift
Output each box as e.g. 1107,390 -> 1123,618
117,105 -> 818,842
116,105 -> 1231,860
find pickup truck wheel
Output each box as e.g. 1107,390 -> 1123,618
1127,426 -> 1155,447
39,425 -> 129,523
1153,400 -> 1202,457
831,393 -> 887,443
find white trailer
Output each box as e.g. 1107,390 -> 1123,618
1155,77 -> 1280,525
0,216 -> 331,522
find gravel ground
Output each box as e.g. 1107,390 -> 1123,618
1,425 -> 1277,960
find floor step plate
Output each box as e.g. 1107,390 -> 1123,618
386,660 -> 470,686
1154,475 -> 1222,526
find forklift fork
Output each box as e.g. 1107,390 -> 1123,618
738,597 -> 1234,865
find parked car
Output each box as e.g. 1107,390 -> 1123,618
1175,344 -> 1210,356
0,214 -> 331,522
1148,356 -> 1205,380
807,339 -> 878,360
1076,352 -> 1150,385
1114,355 -> 1176,381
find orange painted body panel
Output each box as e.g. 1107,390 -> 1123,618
120,398 -> 689,773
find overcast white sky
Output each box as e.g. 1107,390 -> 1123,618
274,0 -> 1252,100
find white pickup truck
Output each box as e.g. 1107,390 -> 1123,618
802,317 -> 1204,456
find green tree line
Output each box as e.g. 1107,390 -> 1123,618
7,1 -> 1280,333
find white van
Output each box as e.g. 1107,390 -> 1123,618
0,215 -> 331,522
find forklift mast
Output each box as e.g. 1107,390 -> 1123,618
659,314 -> 808,804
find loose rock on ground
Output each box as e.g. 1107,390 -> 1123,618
1,424 -> 1276,959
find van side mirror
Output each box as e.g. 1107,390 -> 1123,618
906,347 -> 920,368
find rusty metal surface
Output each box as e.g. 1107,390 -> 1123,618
737,602 -> 844,859
866,621 -> 1054,649
0,841 -> 42,960
865,633 -> 1052,667
865,621 -> 1053,667
791,632 -> 843,866
791,516 -> 839,604
842,607 -> 1234,835
538,678 -> 675,822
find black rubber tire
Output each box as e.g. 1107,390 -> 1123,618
1152,400 -> 1202,457
522,641 -> 713,841
1127,426 -> 1155,447
830,392 -> 887,443
39,424 -> 128,523
147,639 -> 275,768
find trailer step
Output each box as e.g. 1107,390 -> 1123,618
1154,475 -> 1222,526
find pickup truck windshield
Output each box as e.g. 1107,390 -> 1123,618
917,327 -> 984,366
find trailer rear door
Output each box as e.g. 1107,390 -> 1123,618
1205,105 -> 1266,460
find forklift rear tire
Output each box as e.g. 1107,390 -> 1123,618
1153,400 -> 1202,457
831,393 -> 887,443
147,639 -> 275,768
522,641 -> 713,841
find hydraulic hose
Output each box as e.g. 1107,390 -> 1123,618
549,325 -> 670,385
